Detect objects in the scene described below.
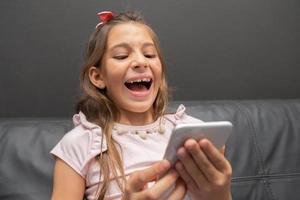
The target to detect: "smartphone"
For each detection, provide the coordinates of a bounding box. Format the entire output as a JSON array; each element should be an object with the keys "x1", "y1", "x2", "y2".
[{"x1": 163, "y1": 121, "x2": 233, "y2": 165}]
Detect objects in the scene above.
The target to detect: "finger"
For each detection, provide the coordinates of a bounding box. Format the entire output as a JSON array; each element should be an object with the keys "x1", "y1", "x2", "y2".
[
  {"x1": 166, "y1": 178, "x2": 186, "y2": 200},
  {"x1": 147, "y1": 169, "x2": 179, "y2": 196},
  {"x1": 175, "y1": 161, "x2": 202, "y2": 192},
  {"x1": 127, "y1": 160, "x2": 171, "y2": 191},
  {"x1": 220, "y1": 145, "x2": 225, "y2": 155},
  {"x1": 177, "y1": 146, "x2": 208, "y2": 187},
  {"x1": 199, "y1": 139, "x2": 232, "y2": 175},
  {"x1": 184, "y1": 139, "x2": 220, "y2": 181}
]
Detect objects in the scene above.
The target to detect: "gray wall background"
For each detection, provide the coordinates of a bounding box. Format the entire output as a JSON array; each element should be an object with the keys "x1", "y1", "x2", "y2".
[{"x1": 1, "y1": 0, "x2": 299, "y2": 117}]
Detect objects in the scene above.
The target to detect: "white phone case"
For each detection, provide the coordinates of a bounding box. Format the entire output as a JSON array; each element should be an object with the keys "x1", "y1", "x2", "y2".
[{"x1": 163, "y1": 121, "x2": 233, "y2": 165}]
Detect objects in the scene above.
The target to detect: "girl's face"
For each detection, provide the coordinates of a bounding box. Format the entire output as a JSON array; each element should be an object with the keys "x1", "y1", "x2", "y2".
[{"x1": 93, "y1": 23, "x2": 162, "y2": 125}]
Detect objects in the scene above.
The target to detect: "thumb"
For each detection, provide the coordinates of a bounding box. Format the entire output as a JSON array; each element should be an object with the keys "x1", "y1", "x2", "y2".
[{"x1": 127, "y1": 160, "x2": 171, "y2": 191}]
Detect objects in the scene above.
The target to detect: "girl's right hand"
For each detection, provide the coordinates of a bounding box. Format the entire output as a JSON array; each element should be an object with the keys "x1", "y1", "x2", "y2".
[{"x1": 122, "y1": 160, "x2": 186, "y2": 200}]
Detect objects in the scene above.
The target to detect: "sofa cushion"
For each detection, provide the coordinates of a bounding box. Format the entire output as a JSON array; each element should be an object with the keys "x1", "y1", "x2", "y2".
[{"x1": 0, "y1": 119, "x2": 72, "y2": 200}]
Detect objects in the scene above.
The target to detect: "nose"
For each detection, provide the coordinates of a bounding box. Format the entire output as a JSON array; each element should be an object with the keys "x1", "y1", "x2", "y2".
[{"x1": 130, "y1": 52, "x2": 148, "y2": 71}]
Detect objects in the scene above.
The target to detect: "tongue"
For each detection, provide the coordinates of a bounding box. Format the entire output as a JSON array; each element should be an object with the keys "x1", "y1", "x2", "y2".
[{"x1": 127, "y1": 83, "x2": 147, "y2": 91}]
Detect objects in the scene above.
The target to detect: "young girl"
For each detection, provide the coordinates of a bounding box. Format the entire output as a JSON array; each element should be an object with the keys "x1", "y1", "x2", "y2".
[{"x1": 50, "y1": 11, "x2": 232, "y2": 200}]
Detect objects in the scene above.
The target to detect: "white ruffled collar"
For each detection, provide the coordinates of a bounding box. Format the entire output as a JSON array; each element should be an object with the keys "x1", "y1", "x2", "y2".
[{"x1": 72, "y1": 104, "x2": 187, "y2": 139}]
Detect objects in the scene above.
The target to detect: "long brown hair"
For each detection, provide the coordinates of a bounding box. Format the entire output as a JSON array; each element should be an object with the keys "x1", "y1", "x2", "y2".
[{"x1": 76, "y1": 11, "x2": 169, "y2": 199}]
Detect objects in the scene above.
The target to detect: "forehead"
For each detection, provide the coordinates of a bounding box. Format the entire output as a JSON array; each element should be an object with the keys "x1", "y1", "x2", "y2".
[{"x1": 106, "y1": 22, "x2": 154, "y2": 47}]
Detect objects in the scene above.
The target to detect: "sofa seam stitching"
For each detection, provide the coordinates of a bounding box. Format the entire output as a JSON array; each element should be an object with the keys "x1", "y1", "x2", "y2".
[
  {"x1": 235, "y1": 102, "x2": 276, "y2": 200},
  {"x1": 232, "y1": 172, "x2": 300, "y2": 181}
]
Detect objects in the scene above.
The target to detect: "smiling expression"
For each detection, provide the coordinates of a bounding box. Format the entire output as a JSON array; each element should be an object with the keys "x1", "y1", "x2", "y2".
[{"x1": 92, "y1": 22, "x2": 163, "y2": 124}]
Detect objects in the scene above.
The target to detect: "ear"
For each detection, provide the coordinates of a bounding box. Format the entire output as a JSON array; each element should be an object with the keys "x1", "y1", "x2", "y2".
[{"x1": 89, "y1": 66, "x2": 106, "y2": 89}]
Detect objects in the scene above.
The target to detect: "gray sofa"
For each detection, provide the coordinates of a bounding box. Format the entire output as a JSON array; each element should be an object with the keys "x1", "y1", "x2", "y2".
[{"x1": 1, "y1": 100, "x2": 300, "y2": 200}]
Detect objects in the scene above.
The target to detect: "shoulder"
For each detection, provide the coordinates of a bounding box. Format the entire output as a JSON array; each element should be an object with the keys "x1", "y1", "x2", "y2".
[
  {"x1": 164, "y1": 104, "x2": 203, "y2": 125},
  {"x1": 50, "y1": 111, "x2": 107, "y2": 178}
]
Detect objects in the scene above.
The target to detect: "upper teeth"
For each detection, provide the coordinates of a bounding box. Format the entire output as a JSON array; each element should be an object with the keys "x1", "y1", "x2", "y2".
[{"x1": 128, "y1": 78, "x2": 151, "y2": 83}]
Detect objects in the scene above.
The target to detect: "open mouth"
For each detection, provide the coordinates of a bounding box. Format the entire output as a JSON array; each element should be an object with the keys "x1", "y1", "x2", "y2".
[{"x1": 124, "y1": 78, "x2": 152, "y2": 92}]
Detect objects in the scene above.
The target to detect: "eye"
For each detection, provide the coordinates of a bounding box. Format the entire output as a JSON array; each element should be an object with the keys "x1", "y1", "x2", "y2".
[
  {"x1": 144, "y1": 54, "x2": 156, "y2": 58},
  {"x1": 113, "y1": 55, "x2": 128, "y2": 60}
]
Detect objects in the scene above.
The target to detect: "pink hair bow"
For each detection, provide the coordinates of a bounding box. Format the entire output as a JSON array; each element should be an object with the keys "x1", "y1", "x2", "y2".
[{"x1": 96, "y1": 11, "x2": 114, "y2": 28}]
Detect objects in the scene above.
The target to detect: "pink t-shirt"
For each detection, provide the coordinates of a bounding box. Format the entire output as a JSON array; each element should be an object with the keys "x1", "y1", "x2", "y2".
[{"x1": 50, "y1": 105, "x2": 202, "y2": 200}]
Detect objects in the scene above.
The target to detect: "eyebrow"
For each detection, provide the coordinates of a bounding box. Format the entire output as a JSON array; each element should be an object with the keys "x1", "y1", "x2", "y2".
[{"x1": 109, "y1": 42, "x2": 156, "y2": 51}]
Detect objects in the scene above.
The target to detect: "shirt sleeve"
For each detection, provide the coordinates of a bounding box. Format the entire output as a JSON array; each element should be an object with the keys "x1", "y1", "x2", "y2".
[
  {"x1": 51, "y1": 111, "x2": 108, "y2": 178},
  {"x1": 181, "y1": 114, "x2": 204, "y2": 123},
  {"x1": 50, "y1": 126, "x2": 92, "y2": 177}
]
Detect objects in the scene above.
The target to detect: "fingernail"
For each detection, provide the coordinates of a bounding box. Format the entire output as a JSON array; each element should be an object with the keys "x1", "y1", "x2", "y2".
[
  {"x1": 175, "y1": 162, "x2": 182, "y2": 170},
  {"x1": 160, "y1": 160, "x2": 171, "y2": 170},
  {"x1": 177, "y1": 148, "x2": 186, "y2": 158},
  {"x1": 169, "y1": 169, "x2": 179, "y2": 177},
  {"x1": 199, "y1": 139, "x2": 210, "y2": 147}
]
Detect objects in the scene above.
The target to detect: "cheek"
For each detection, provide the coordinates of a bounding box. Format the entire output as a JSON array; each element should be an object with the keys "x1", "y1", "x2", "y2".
[
  {"x1": 107, "y1": 73, "x2": 124, "y2": 87},
  {"x1": 103, "y1": 63, "x2": 125, "y2": 84},
  {"x1": 154, "y1": 62, "x2": 163, "y2": 80},
  {"x1": 154, "y1": 70, "x2": 163, "y2": 91},
  {"x1": 150, "y1": 58, "x2": 162, "y2": 71}
]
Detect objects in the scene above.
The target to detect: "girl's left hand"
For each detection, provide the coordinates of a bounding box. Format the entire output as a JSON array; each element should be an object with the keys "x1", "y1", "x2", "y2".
[{"x1": 175, "y1": 139, "x2": 232, "y2": 200}]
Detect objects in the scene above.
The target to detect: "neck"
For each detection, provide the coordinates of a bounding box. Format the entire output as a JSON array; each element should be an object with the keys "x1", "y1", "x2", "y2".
[{"x1": 117, "y1": 109, "x2": 155, "y2": 126}]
